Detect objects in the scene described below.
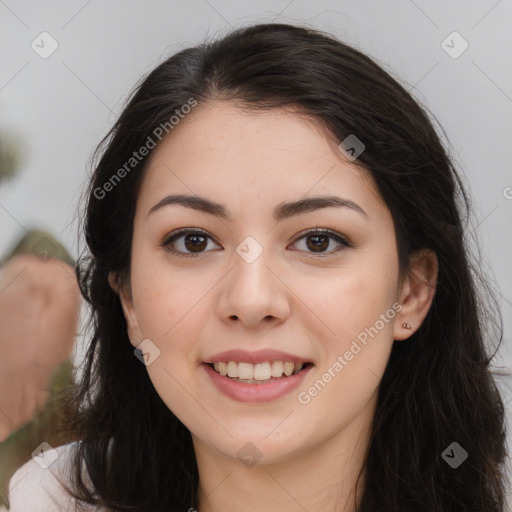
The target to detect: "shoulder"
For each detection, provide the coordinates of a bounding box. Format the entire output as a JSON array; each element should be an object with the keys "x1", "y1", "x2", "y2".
[{"x1": 7, "y1": 441, "x2": 102, "y2": 512}]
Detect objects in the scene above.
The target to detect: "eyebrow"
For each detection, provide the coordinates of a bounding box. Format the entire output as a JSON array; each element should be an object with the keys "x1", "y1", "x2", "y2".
[{"x1": 147, "y1": 194, "x2": 369, "y2": 221}]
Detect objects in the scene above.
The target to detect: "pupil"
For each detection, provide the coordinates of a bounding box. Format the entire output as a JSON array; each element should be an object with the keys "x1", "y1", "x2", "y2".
[
  {"x1": 307, "y1": 235, "x2": 328, "y2": 252},
  {"x1": 185, "y1": 234, "x2": 206, "y2": 252}
]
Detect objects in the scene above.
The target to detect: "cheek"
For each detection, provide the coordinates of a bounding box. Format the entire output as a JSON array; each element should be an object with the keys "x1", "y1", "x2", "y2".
[
  {"x1": 129, "y1": 251, "x2": 211, "y2": 395},
  {"x1": 297, "y1": 253, "x2": 399, "y2": 418},
  {"x1": 299, "y1": 257, "x2": 399, "y2": 349},
  {"x1": 294, "y1": 276, "x2": 396, "y2": 433},
  {"x1": 130, "y1": 244, "x2": 200, "y2": 341},
  {"x1": 130, "y1": 256, "x2": 206, "y2": 420}
]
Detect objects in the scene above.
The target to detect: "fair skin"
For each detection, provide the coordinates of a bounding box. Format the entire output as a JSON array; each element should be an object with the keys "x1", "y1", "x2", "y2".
[
  {"x1": 111, "y1": 101, "x2": 437, "y2": 512},
  {"x1": 0, "y1": 253, "x2": 80, "y2": 442}
]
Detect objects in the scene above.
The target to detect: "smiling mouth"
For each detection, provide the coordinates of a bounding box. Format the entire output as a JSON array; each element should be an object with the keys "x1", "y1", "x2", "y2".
[{"x1": 208, "y1": 361, "x2": 314, "y2": 384}]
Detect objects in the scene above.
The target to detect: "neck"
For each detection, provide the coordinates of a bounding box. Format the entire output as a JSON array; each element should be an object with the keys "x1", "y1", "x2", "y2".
[{"x1": 193, "y1": 397, "x2": 375, "y2": 512}]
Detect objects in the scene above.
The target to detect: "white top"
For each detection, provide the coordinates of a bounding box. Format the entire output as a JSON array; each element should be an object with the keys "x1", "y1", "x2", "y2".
[{"x1": 7, "y1": 441, "x2": 104, "y2": 511}]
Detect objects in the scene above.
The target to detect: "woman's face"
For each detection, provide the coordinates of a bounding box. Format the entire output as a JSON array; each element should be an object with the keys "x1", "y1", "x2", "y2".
[{"x1": 119, "y1": 100, "x2": 410, "y2": 465}]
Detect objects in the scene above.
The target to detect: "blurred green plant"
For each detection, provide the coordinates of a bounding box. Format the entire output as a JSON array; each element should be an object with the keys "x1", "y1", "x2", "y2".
[{"x1": 0, "y1": 130, "x2": 22, "y2": 184}]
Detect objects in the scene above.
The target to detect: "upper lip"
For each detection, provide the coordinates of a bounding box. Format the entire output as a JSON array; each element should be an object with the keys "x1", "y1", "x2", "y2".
[{"x1": 205, "y1": 349, "x2": 312, "y2": 365}]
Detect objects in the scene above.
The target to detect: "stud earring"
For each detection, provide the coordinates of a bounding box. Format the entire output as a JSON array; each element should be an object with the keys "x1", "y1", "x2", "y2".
[{"x1": 402, "y1": 322, "x2": 412, "y2": 330}]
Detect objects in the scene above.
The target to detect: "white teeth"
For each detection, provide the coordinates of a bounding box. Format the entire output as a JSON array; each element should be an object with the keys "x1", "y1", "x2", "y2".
[
  {"x1": 227, "y1": 361, "x2": 238, "y2": 378},
  {"x1": 271, "y1": 361, "x2": 284, "y2": 377},
  {"x1": 253, "y1": 362, "x2": 271, "y2": 380},
  {"x1": 212, "y1": 360, "x2": 306, "y2": 380},
  {"x1": 218, "y1": 361, "x2": 228, "y2": 376},
  {"x1": 238, "y1": 362, "x2": 253, "y2": 380},
  {"x1": 283, "y1": 362, "x2": 294, "y2": 376}
]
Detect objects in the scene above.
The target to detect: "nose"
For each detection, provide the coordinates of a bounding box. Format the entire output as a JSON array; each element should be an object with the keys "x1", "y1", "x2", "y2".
[{"x1": 216, "y1": 246, "x2": 291, "y2": 328}]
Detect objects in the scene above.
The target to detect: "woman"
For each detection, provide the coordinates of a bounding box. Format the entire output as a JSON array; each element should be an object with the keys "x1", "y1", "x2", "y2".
[{"x1": 8, "y1": 22, "x2": 509, "y2": 512}]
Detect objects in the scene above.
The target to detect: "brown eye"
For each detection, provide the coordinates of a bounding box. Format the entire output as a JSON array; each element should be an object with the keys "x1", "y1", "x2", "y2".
[
  {"x1": 305, "y1": 233, "x2": 329, "y2": 252},
  {"x1": 291, "y1": 229, "x2": 350, "y2": 256},
  {"x1": 162, "y1": 229, "x2": 220, "y2": 258},
  {"x1": 183, "y1": 233, "x2": 208, "y2": 252},
  {"x1": 162, "y1": 228, "x2": 350, "y2": 258}
]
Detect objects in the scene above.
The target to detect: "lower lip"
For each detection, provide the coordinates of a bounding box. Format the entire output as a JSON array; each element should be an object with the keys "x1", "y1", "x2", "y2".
[{"x1": 203, "y1": 363, "x2": 313, "y2": 403}]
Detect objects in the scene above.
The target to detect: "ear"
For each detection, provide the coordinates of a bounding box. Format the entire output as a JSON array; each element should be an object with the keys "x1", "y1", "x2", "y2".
[
  {"x1": 394, "y1": 249, "x2": 438, "y2": 340},
  {"x1": 108, "y1": 270, "x2": 142, "y2": 348}
]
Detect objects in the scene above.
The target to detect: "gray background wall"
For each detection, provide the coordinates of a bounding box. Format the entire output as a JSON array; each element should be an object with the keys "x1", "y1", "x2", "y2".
[{"x1": 1, "y1": 0, "x2": 511, "y2": 499}]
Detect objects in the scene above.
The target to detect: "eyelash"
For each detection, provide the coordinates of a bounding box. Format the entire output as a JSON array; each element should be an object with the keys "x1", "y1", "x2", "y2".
[{"x1": 160, "y1": 227, "x2": 351, "y2": 258}]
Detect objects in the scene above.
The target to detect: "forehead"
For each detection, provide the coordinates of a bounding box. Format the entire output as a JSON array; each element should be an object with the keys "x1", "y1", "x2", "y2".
[{"x1": 138, "y1": 101, "x2": 383, "y2": 216}]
